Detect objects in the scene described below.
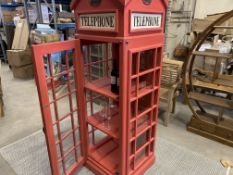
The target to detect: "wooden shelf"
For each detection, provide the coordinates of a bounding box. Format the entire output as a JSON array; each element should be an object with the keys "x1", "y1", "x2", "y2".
[
  {"x1": 188, "y1": 92, "x2": 233, "y2": 110},
  {"x1": 214, "y1": 26, "x2": 233, "y2": 29},
  {"x1": 214, "y1": 78, "x2": 233, "y2": 88},
  {"x1": 87, "y1": 107, "x2": 119, "y2": 139},
  {"x1": 85, "y1": 77, "x2": 119, "y2": 101},
  {"x1": 192, "y1": 79, "x2": 233, "y2": 94},
  {"x1": 89, "y1": 139, "x2": 119, "y2": 173},
  {"x1": 193, "y1": 51, "x2": 233, "y2": 60}
]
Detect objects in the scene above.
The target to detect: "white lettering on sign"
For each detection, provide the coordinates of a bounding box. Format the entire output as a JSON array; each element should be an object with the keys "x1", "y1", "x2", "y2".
[
  {"x1": 131, "y1": 13, "x2": 162, "y2": 30},
  {"x1": 79, "y1": 13, "x2": 116, "y2": 31}
]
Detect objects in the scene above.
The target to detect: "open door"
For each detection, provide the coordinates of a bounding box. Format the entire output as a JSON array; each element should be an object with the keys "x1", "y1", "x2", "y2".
[{"x1": 32, "y1": 40, "x2": 86, "y2": 175}]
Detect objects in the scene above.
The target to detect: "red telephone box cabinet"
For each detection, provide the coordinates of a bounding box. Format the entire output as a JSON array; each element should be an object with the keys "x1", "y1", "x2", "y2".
[{"x1": 32, "y1": 0, "x2": 167, "y2": 175}]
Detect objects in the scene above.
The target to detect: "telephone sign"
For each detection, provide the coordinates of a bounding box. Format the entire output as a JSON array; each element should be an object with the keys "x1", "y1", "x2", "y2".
[
  {"x1": 79, "y1": 13, "x2": 116, "y2": 31},
  {"x1": 131, "y1": 13, "x2": 162, "y2": 30}
]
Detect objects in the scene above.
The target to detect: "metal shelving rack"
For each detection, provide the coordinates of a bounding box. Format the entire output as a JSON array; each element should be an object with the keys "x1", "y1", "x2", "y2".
[{"x1": 23, "y1": 0, "x2": 75, "y2": 31}]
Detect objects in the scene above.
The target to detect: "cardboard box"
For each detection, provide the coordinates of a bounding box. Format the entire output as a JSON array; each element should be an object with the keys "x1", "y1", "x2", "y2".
[
  {"x1": 7, "y1": 47, "x2": 32, "y2": 67},
  {"x1": 12, "y1": 64, "x2": 34, "y2": 79},
  {"x1": 2, "y1": 9, "x2": 15, "y2": 22},
  {"x1": 32, "y1": 32, "x2": 60, "y2": 44},
  {"x1": 12, "y1": 19, "x2": 29, "y2": 50}
]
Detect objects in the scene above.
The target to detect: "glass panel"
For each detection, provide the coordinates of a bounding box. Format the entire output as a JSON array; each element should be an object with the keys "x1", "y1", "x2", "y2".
[
  {"x1": 151, "y1": 125, "x2": 156, "y2": 139},
  {"x1": 154, "y1": 70, "x2": 161, "y2": 87},
  {"x1": 131, "y1": 101, "x2": 136, "y2": 119},
  {"x1": 132, "y1": 53, "x2": 138, "y2": 75},
  {"x1": 56, "y1": 142, "x2": 62, "y2": 160},
  {"x1": 76, "y1": 146, "x2": 82, "y2": 160},
  {"x1": 137, "y1": 112, "x2": 150, "y2": 130},
  {"x1": 57, "y1": 95, "x2": 72, "y2": 119},
  {"x1": 64, "y1": 150, "x2": 76, "y2": 170},
  {"x1": 60, "y1": 117, "x2": 72, "y2": 138},
  {"x1": 75, "y1": 128, "x2": 80, "y2": 145},
  {"x1": 150, "y1": 141, "x2": 155, "y2": 153},
  {"x1": 155, "y1": 47, "x2": 162, "y2": 67},
  {"x1": 130, "y1": 141, "x2": 135, "y2": 156},
  {"x1": 138, "y1": 93, "x2": 152, "y2": 114},
  {"x1": 140, "y1": 49, "x2": 155, "y2": 72},
  {"x1": 135, "y1": 146, "x2": 148, "y2": 168},
  {"x1": 130, "y1": 122, "x2": 136, "y2": 137},
  {"x1": 152, "y1": 107, "x2": 158, "y2": 123},
  {"x1": 154, "y1": 90, "x2": 159, "y2": 105},
  {"x1": 53, "y1": 125, "x2": 59, "y2": 143},
  {"x1": 59, "y1": 162, "x2": 64, "y2": 175},
  {"x1": 84, "y1": 43, "x2": 113, "y2": 83},
  {"x1": 136, "y1": 131, "x2": 149, "y2": 150},
  {"x1": 139, "y1": 73, "x2": 153, "y2": 91},
  {"x1": 73, "y1": 111, "x2": 79, "y2": 128},
  {"x1": 131, "y1": 78, "x2": 137, "y2": 97},
  {"x1": 129, "y1": 159, "x2": 134, "y2": 172},
  {"x1": 63, "y1": 134, "x2": 75, "y2": 153}
]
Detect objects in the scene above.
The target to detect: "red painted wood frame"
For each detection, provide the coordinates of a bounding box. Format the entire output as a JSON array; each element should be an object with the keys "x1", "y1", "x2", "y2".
[
  {"x1": 77, "y1": 36, "x2": 163, "y2": 175},
  {"x1": 33, "y1": 39, "x2": 163, "y2": 175},
  {"x1": 127, "y1": 45, "x2": 162, "y2": 174},
  {"x1": 32, "y1": 40, "x2": 87, "y2": 175}
]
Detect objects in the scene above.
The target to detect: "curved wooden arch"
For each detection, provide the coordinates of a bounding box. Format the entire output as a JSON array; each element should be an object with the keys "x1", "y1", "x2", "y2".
[{"x1": 183, "y1": 10, "x2": 233, "y2": 121}]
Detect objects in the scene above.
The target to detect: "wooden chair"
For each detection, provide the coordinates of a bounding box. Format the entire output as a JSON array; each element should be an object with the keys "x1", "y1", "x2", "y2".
[{"x1": 159, "y1": 59, "x2": 184, "y2": 126}]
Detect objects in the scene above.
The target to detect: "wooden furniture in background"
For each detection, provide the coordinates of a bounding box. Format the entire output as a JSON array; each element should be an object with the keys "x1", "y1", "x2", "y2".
[
  {"x1": 159, "y1": 59, "x2": 184, "y2": 126},
  {"x1": 184, "y1": 10, "x2": 233, "y2": 147}
]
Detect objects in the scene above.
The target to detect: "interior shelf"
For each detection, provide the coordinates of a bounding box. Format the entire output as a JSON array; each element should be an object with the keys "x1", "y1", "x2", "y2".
[
  {"x1": 87, "y1": 107, "x2": 119, "y2": 139},
  {"x1": 89, "y1": 138, "x2": 119, "y2": 173},
  {"x1": 85, "y1": 77, "x2": 119, "y2": 101}
]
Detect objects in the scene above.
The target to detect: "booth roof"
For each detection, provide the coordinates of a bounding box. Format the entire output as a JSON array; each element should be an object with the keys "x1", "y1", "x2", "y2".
[{"x1": 70, "y1": 0, "x2": 168, "y2": 10}]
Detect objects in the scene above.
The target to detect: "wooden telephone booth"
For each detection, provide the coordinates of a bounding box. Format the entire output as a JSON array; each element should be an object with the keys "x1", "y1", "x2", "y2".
[{"x1": 32, "y1": 0, "x2": 167, "y2": 175}]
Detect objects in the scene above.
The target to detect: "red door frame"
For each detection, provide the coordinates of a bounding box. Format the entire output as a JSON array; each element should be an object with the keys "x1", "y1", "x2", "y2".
[{"x1": 32, "y1": 39, "x2": 87, "y2": 175}]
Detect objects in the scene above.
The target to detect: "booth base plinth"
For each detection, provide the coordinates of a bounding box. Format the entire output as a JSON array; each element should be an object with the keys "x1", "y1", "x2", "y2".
[
  {"x1": 85, "y1": 157, "x2": 113, "y2": 175},
  {"x1": 132, "y1": 155, "x2": 155, "y2": 175},
  {"x1": 85, "y1": 155, "x2": 155, "y2": 175},
  {"x1": 187, "y1": 112, "x2": 233, "y2": 148}
]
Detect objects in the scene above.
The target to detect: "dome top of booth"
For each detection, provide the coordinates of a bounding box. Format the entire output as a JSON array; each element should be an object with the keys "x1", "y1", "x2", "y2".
[
  {"x1": 70, "y1": 0, "x2": 168, "y2": 10},
  {"x1": 70, "y1": 0, "x2": 168, "y2": 37},
  {"x1": 71, "y1": 0, "x2": 168, "y2": 10}
]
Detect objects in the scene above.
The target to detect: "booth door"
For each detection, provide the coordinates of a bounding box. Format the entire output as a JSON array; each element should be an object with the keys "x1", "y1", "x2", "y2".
[
  {"x1": 127, "y1": 46, "x2": 162, "y2": 174},
  {"x1": 32, "y1": 40, "x2": 86, "y2": 175}
]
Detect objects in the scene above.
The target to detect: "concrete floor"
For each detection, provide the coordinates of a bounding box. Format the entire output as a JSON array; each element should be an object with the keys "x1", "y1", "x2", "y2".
[{"x1": 0, "y1": 63, "x2": 233, "y2": 174}]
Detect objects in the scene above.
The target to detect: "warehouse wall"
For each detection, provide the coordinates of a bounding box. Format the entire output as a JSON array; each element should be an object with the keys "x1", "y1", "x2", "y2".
[
  {"x1": 165, "y1": 0, "x2": 195, "y2": 58},
  {"x1": 194, "y1": 0, "x2": 233, "y2": 18}
]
